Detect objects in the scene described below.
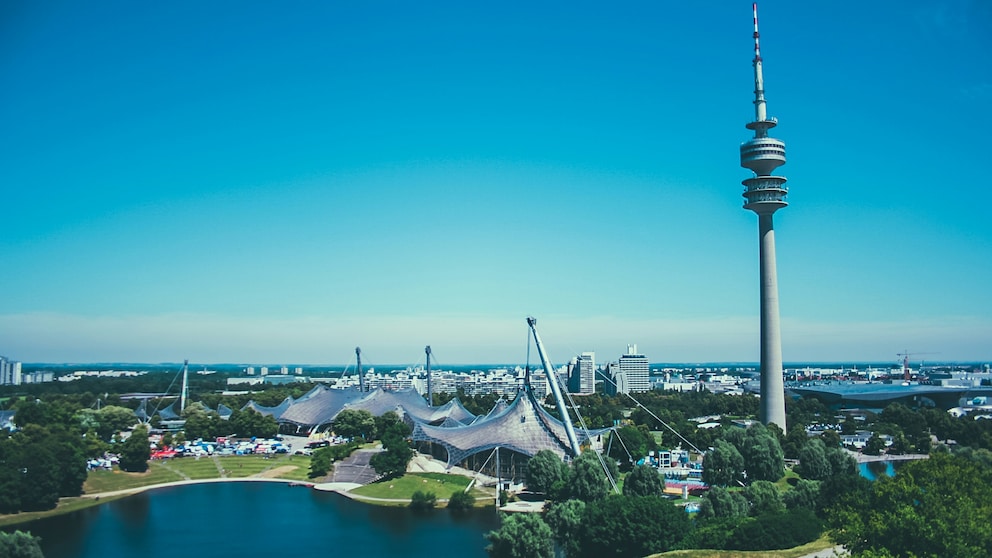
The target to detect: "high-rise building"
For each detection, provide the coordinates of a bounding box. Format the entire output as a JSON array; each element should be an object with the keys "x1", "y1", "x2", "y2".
[
  {"x1": 740, "y1": 3, "x2": 788, "y2": 430},
  {"x1": 568, "y1": 352, "x2": 596, "y2": 395},
  {"x1": 619, "y1": 344, "x2": 650, "y2": 393},
  {"x1": 0, "y1": 356, "x2": 22, "y2": 386}
]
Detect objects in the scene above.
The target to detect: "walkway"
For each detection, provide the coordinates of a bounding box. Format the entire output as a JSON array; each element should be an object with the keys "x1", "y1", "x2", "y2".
[{"x1": 331, "y1": 448, "x2": 381, "y2": 485}]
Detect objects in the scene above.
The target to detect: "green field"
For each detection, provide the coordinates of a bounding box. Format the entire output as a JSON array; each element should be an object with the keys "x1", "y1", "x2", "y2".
[
  {"x1": 84, "y1": 462, "x2": 183, "y2": 493},
  {"x1": 350, "y1": 472, "x2": 492, "y2": 505}
]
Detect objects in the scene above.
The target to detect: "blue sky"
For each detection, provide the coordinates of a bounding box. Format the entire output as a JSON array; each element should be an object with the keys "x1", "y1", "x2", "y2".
[{"x1": 1, "y1": 1, "x2": 990, "y2": 365}]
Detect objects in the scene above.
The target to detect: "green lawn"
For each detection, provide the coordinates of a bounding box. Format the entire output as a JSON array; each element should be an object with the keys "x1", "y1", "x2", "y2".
[
  {"x1": 83, "y1": 462, "x2": 183, "y2": 494},
  {"x1": 350, "y1": 472, "x2": 490, "y2": 503},
  {"x1": 166, "y1": 457, "x2": 221, "y2": 479}
]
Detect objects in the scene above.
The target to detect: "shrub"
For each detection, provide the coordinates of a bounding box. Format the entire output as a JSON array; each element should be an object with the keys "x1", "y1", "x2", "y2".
[
  {"x1": 447, "y1": 489, "x2": 475, "y2": 510},
  {"x1": 728, "y1": 509, "x2": 822, "y2": 551},
  {"x1": 409, "y1": 490, "x2": 436, "y2": 510}
]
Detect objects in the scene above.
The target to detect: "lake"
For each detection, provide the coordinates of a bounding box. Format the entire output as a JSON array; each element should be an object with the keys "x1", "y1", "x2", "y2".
[{"x1": 14, "y1": 482, "x2": 500, "y2": 558}]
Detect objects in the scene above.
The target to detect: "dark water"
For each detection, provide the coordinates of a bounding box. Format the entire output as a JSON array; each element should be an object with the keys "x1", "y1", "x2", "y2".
[{"x1": 13, "y1": 482, "x2": 499, "y2": 558}]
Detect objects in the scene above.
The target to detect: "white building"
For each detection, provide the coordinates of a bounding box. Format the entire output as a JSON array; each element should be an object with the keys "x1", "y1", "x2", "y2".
[
  {"x1": 619, "y1": 344, "x2": 650, "y2": 393},
  {"x1": 0, "y1": 356, "x2": 22, "y2": 386},
  {"x1": 569, "y1": 352, "x2": 596, "y2": 395}
]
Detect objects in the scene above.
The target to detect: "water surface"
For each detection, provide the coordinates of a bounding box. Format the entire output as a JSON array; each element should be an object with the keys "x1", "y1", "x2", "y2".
[{"x1": 17, "y1": 482, "x2": 498, "y2": 558}]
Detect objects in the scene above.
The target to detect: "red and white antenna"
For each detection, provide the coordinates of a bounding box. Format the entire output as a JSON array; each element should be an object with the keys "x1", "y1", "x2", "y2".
[
  {"x1": 752, "y1": 2, "x2": 762, "y2": 62},
  {"x1": 751, "y1": 2, "x2": 767, "y2": 124}
]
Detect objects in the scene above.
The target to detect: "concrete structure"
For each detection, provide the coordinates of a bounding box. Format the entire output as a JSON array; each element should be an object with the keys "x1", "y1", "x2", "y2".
[
  {"x1": 0, "y1": 356, "x2": 23, "y2": 386},
  {"x1": 740, "y1": 3, "x2": 788, "y2": 430},
  {"x1": 569, "y1": 352, "x2": 595, "y2": 395},
  {"x1": 619, "y1": 344, "x2": 650, "y2": 393}
]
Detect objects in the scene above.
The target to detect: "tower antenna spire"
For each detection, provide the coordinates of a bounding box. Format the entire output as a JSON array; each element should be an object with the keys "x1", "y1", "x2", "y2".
[{"x1": 751, "y1": 2, "x2": 768, "y2": 130}]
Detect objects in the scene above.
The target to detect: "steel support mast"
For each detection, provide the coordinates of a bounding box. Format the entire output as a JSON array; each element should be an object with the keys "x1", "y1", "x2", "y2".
[
  {"x1": 180, "y1": 359, "x2": 189, "y2": 414},
  {"x1": 526, "y1": 317, "x2": 582, "y2": 458},
  {"x1": 425, "y1": 345, "x2": 433, "y2": 407}
]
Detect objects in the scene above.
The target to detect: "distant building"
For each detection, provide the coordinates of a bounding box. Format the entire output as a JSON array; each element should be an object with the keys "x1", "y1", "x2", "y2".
[
  {"x1": 568, "y1": 352, "x2": 595, "y2": 395},
  {"x1": 0, "y1": 356, "x2": 22, "y2": 386},
  {"x1": 620, "y1": 345, "x2": 650, "y2": 393}
]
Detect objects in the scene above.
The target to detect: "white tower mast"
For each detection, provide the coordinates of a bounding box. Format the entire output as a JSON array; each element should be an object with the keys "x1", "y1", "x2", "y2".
[{"x1": 740, "y1": 3, "x2": 788, "y2": 430}]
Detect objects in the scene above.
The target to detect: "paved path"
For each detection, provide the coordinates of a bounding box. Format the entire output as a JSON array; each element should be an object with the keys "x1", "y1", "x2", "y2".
[
  {"x1": 331, "y1": 448, "x2": 381, "y2": 485},
  {"x1": 853, "y1": 452, "x2": 928, "y2": 464}
]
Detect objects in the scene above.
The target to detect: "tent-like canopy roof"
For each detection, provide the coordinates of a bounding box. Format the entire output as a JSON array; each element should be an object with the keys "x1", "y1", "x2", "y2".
[
  {"x1": 411, "y1": 388, "x2": 610, "y2": 467},
  {"x1": 277, "y1": 386, "x2": 365, "y2": 428},
  {"x1": 242, "y1": 396, "x2": 296, "y2": 421}
]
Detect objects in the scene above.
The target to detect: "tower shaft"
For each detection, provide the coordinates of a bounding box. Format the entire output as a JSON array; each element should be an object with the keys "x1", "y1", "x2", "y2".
[{"x1": 758, "y1": 214, "x2": 786, "y2": 427}]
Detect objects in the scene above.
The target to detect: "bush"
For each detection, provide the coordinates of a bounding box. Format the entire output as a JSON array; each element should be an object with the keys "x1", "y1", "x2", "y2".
[
  {"x1": 447, "y1": 489, "x2": 475, "y2": 510},
  {"x1": 409, "y1": 490, "x2": 436, "y2": 510},
  {"x1": 728, "y1": 509, "x2": 822, "y2": 551}
]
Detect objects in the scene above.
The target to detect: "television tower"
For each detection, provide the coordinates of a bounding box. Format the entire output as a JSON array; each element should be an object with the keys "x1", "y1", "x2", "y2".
[{"x1": 740, "y1": 3, "x2": 787, "y2": 430}]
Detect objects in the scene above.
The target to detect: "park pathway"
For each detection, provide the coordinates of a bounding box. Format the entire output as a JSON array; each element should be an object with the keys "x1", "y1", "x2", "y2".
[
  {"x1": 156, "y1": 460, "x2": 190, "y2": 481},
  {"x1": 210, "y1": 455, "x2": 227, "y2": 478}
]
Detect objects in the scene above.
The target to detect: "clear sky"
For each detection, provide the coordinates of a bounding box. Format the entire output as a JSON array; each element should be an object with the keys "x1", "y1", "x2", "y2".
[{"x1": 2, "y1": 1, "x2": 990, "y2": 366}]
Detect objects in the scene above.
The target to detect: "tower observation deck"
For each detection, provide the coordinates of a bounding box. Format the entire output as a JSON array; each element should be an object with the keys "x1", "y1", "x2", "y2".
[{"x1": 741, "y1": 3, "x2": 787, "y2": 430}]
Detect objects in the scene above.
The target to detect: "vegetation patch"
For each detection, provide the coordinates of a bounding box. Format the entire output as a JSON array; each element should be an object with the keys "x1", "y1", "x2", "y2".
[
  {"x1": 350, "y1": 472, "x2": 483, "y2": 501},
  {"x1": 83, "y1": 463, "x2": 183, "y2": 494}
]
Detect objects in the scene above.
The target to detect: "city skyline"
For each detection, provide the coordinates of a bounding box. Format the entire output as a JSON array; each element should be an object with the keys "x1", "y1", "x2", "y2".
[{"x1": 2, "y1": 1, "x2": 991, "y2": 364}]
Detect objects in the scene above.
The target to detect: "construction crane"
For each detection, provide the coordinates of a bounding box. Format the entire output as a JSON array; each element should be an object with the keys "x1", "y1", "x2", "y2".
[{"x1": 896, "y1": 351, "x2": 939, "y2": 381}]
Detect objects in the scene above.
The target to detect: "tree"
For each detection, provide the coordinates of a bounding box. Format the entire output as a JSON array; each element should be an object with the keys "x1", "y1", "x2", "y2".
[
  {"x1": 309, "y1": 447, "x2": 333, "y2": 479},
  {"x1": 447, "y1": 489, "x2": 475, "y2": 511},
  {"x1": 374, "y1": 411, "x2": 406, "y2": 440},
  {"x1": 526, "y1": 450, "x2": 567, "y2": 494},
  {"x1": 782, "y1": 424, "x2": 809, "y2": 460},
  {"x1": 702, "y1": 440, "x2": 744, "y2": 487},
  {"x1": 332, "y1": 409, "x2": 376, "y2": 441},
  {"x1": 820, "y1": 429, "x2": 842, "y2": 449},
  {"x1": 744, "y1": 480, "x2": 785, "y2": 516},
  {"x1": 606, "y1": 425, "x2": 654, "y2": 470},
  {"x1": 797, "y1": 438, "x2": 832, "y2": 480},
  {"x1": 577, "y1": 495, "x2": 690, "y2": 557},
  {"x1": 829, "y1": 453, "x2": 992, "y2": 557},
  {"x1": 698, "y1": 485, "x2": 749, "y2": 520},
  {"x1": 567, "y1": 450, "x2": 615, "y2": 502},
  {"x1": 783, "y1": 479, "x2": 820, "y2": 512},
  {"x1": 729, "y1": 509, "x2": 823, "y2": 551},
  {"x1": 545, "y1": 499, "x2": 585, "y2": 558},
  {"x1": 370, "y1": 428, "x2": 413, "y2": 479},
  {"x1": 0, "y1": 531, "x2": 44, "y2": 558},
  {"x1": 621, "y1": 464, "x2": 664, "y2": 497},
  {"x1": 227, "y1": 408, "x2": 278, "y2": 439},
  {"x1": 409, "y1": 490, "x2": 436, "y2": 510},
  {"x1": 182, "y1": 408, "x2": 221, "y2": 441},
  {"x1": 119, "y1": 425, "x2": 151, "y2": 473},
  {"x1": 741, "y1": 424, "x2": 785, "y2": 482},
  {"x1": 96, "y1": 405, "x2": 139, "y2": 440},
  {"x1": 863, "y1": 433, "x2": 885, "y2": 456},
  {"x1": 485, "y1": 513, "x2": 554, "y2": 558}
]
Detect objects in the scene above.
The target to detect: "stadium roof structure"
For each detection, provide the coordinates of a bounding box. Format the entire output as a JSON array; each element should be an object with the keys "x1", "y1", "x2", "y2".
[
  {"x1": 243, "y1": 396, "x2": 296, "y2": 421},
  {"x1": 411, "y1": 387, "x2": 611, "y2": 467},
  {"x1": 259, "y1": 387, "x2": 479, "y2": 431},
  {"x1": 276, "y1": 386, "x2": 365, "y2": 428}
]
